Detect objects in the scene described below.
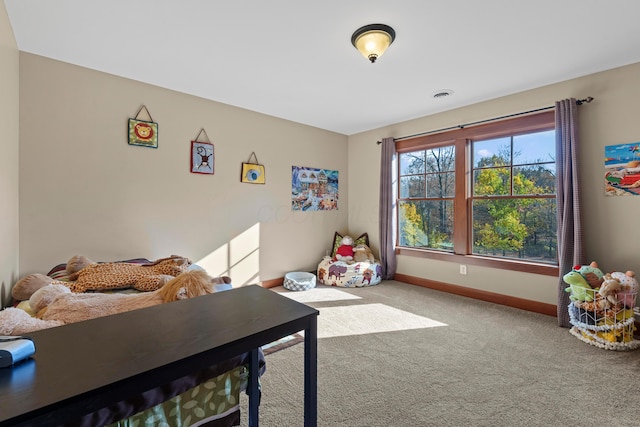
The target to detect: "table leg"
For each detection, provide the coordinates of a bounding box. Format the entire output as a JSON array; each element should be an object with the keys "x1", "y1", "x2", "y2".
[
  {"x1": 304, "y1": 315, "x2": 318, "y2": 427},
  {"x1": 248, "y1": 348, "x2": 259, "y2": 427}
]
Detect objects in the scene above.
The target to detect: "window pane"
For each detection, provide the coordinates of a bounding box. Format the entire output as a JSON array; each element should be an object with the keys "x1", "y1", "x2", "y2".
[
  {"x1": 513, "y1": 130, "x2": 555, "y2": 165},
  {"x1": 427, "y1": 172, "x2": 455, "y2": 197},
  {"x1": 400, "y1": 176, "x2": 425, "y2": 198},
  {"x1": 513, "y1": 164, "x2": 556, "y2": 195},
  {"x1": 473, "y1": 167, "x2": 510, "y2": 196},
  {"x1": 473, "y1": 137, "x2": 510, "y2": 167},
  {"x1": 472, "y1": 198, "x2": 557, "y2": 263},
  {"x1": 400, "y1": 151, "x2": 425, "y2": 175},
  {"x1": 426, "y1": 146, "x2": 455, "y2": 173},
  {"x1": 398, "y1": 200, "x2": 453, "y2": 251}
]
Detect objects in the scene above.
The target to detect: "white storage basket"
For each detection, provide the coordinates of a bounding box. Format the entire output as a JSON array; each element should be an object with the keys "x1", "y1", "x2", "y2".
[
  {"x1": 568, "y1": 291, "x2": 640, "y2": 351},
  {"x1": 283, "y1": 272, "x2": 316, "y2": 291}
]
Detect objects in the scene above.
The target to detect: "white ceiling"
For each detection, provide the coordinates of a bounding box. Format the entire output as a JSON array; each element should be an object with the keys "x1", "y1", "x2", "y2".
[{"x1": 6, "y1": 0, "x2": 640, "y2": 135}]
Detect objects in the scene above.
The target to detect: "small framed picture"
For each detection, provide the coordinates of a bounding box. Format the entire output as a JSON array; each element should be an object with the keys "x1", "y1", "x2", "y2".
[
  {"x1": 191, "y1": 141, "x2": 215, "y2": 174},
  {"x1": 241, "y1": 162, "x2": 265, "y2": 184},
  {"x1": 128, "y1": 118, "x2": 158, "y2": 148},
  {"x1": 241, "y1": 152, "x2": 265, "y2": 184}
]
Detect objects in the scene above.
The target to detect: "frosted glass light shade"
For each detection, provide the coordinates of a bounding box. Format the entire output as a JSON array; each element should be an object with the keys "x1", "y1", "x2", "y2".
[{"x1": 351, "y1": 24, "x2": 396, "y2": 63}]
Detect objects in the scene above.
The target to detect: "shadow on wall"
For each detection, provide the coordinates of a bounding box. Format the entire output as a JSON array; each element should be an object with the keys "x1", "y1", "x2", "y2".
[
  {"x1": 196, "y1": 223, "x2": 260, "y2": 287},
  {"x1": 1, "y1": 272, "x2": 18, "y2": 308}
]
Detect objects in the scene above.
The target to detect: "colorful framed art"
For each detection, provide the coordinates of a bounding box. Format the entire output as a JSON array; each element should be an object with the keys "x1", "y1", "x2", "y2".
[
  {"x1": 190, "y1": 129, "x2": 214, "y2": 175},
  {"x1": 128, "y1": 105, "x2": 158, "y2": 148},
  {"x1": 241, "y1": 152, "x2": 265, "y2": 184},
  {"x1": 605, "y1": 142, "x2": 640, "y2": 196},
  {"x1": 291, "y1": 165, "x2": 338, "y2": 211}
]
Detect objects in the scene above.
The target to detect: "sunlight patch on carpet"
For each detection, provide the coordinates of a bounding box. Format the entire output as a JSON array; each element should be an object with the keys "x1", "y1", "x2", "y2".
[
  {"x1": 278, "y1": 287, "x2": 362, "y2": 303},
  {"x1": 317, "y1": 303, "x2": 447, "y2": 338}
]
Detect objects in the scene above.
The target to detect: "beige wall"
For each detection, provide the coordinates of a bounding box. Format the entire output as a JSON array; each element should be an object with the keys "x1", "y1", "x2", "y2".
[
  {"x1": 18, "y1": 53, "x2": 348, "y2": 283},
  {"x1": 348, "y1": 62, "x2": 640, "y2": 306},
  {"x1": 0, "y1": 4, "x2": 19, "y2": 307},
  {"x1": 10, "y1": 42, "x2": 640, "y2": 307}
]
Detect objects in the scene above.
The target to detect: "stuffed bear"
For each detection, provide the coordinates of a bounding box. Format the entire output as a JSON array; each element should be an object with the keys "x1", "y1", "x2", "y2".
[
  {"x1": 0, "y1": 270, "x2": 229, "y2": 336},
  {"x1": 334, "y1": 235, "x2": 355, "y2": 263},
  {"x1": 353, "y1": 243, "x2": 375, "y2": 263}
]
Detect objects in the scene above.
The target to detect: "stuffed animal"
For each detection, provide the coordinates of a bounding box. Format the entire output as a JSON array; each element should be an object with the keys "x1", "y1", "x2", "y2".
[
  {"x1": 11, "y1": 273, "x2": 58, "y2": 301},
  {"x1": 12, "y1": 255, "x2": 193, "y2": 301},
  {"x1": 0, "y1": 270, "x2": 228, "y2": 336},
  {"x1": 573, "y1": 262, "x2": 605, "y2": 288},
  {"x1": 66, "y1": 254, "x2": 192, "y2": 293},
  {"x1": 564, "y1": 271, "x2": 595, "y2": 302},
  {"x1": 609, "y1": 271, "x2": 638, "y2": 308},
  {"x1": 563, "y1": 262, "x2": 605, "y2": 302},
  {"x1": 598, "y1": 273, "x2": 624, "y2": 305},
  {"x1": 353, "y1": 243, "x2": 375, "y2": 263},
  {"x1": 334, "y1": 235, "x2": 355, "y2": 263}
]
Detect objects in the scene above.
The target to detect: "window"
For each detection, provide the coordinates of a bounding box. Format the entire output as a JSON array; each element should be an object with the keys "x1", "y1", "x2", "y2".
[
  {"x1": 398, "y1": 144, "x2": 456, "y2": 250},
  {"x1": 396, "y1": 111, "x2": 558, "y2": 274}
]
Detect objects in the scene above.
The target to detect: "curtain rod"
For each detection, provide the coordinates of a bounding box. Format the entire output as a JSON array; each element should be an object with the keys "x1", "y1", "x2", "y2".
[{"x1": 377, "y1": 96, "x2": 594, "y2": 144}]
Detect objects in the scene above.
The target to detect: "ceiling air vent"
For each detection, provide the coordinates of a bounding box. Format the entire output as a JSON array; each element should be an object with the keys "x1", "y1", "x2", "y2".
[{"x1": 433, "y1": 90, "x2": 454, "y2": 99}]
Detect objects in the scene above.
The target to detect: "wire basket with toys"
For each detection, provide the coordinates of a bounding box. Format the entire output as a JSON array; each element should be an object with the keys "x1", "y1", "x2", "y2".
[{"x1": 564, "y1": 262, "x2": 640, "y2": 351}]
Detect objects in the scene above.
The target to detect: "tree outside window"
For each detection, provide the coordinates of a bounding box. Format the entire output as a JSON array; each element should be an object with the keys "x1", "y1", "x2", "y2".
[
  {"x1": 396, "y1": 111, "x2": 557, "y2": 267},
  {"x1": 398, "y1": 145, "x2": 455, "y2": 251},
  {"x1": 471, "y1": 131, "x2": 557, "y2": 263}
]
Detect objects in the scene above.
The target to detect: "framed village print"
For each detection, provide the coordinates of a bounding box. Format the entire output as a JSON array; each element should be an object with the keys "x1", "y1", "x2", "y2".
[{"x1": 291, "y1": 165, "x2": 338, "y2": 211}]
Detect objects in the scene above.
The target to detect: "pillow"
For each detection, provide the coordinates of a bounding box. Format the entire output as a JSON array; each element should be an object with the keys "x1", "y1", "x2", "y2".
[{"x1": 330, "y1": 232, "x2": 369, "y2": 258}]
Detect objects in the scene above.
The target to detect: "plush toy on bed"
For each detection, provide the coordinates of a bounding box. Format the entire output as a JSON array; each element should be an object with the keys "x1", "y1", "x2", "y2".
[
  {"x1": 334, "y1": 235, "x2": 355, "y2": 263},
  {"x1": 11, "y1": 255, "x2": 193, "y2": 301},
  {"x1": 0, "y1": 270, "x2": 227, "y2": 336}
]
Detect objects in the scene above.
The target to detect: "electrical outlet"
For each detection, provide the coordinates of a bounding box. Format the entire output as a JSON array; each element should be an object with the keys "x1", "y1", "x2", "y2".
[{"x1": 460, "y1": 264, "x2": 467, "y2": 275}]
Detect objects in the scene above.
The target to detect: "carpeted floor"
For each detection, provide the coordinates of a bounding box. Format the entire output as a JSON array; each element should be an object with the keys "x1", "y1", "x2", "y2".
[{"x1": 240, "y1": 280, "x2": 640, "y2": 426}]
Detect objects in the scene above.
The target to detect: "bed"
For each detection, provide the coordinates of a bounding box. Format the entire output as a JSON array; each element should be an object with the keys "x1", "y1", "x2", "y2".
[{"x1": 8, "y1": 257, "x2": 266, "y2": 427}]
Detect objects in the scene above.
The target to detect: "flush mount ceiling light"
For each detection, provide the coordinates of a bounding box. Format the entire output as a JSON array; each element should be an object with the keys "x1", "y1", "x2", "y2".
[{"x1": 351, "y1": 23, "x2": 396, "y2": 63}]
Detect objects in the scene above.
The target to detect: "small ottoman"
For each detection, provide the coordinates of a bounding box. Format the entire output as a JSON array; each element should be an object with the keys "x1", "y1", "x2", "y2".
[{"x1": 283, "y1": 272, "x2": 316, "y2": 291}]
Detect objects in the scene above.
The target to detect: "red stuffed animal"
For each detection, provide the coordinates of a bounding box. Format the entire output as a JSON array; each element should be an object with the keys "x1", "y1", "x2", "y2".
[{"x1": 334, "y1": 235, "x2": 354, "y2": 263}]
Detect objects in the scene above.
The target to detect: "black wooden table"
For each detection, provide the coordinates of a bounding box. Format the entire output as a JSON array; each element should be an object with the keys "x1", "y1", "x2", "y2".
[{"x1": 0, "y1": 285, "x2": 318, "y2": 427}]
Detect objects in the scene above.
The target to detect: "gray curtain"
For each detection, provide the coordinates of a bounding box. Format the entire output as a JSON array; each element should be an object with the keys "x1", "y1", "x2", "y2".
[
  {"x1": 379, "y1": 137, "x2": 397, "y2": 280},
  {"x1": 555, "y1": 98, "x2": 585, "y2": 327}
]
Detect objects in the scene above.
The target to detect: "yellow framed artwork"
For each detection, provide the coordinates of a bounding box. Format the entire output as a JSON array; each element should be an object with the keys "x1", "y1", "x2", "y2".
[{"x1": 241, "y1": 152, "x2": 265, "y2": 184}]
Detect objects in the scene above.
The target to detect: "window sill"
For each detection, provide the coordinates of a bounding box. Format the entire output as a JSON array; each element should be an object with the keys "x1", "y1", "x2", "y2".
[{"x1": 396, "y1": 247, "x2": 559, "y2": 277}]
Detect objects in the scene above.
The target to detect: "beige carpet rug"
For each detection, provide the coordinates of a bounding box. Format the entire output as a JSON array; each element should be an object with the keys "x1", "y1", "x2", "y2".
[{"x1": 241, "y1": 281, "x2": 640, "y2": 426}]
